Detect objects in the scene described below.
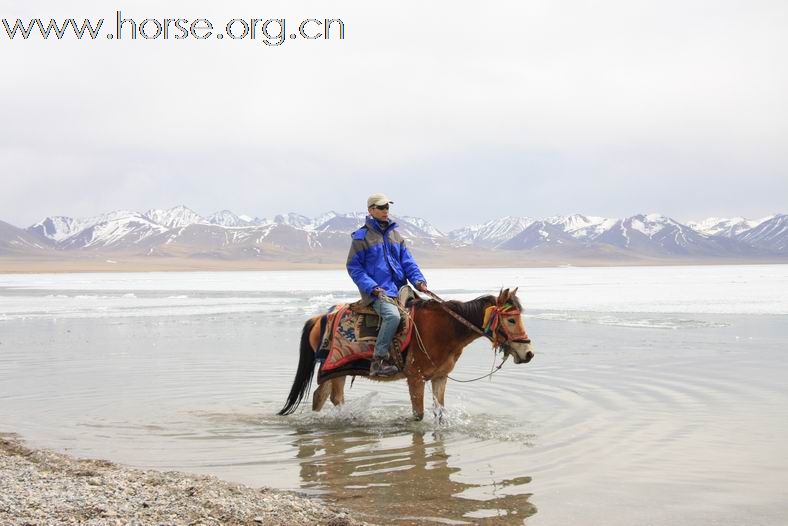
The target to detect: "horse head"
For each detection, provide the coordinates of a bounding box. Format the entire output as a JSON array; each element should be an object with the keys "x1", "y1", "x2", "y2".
[{"x1": 492, "y1": 287, "x2": 534, "y2": 364}]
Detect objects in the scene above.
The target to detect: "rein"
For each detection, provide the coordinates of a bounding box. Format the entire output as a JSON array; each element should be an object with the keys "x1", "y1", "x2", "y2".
[
  {"x1": 421, "y1": 289, "x2": 522, "y2": 347},
  {"x1": 397, "y1": 289, "x2": 513, "y2": 383},
  {"x1": 421, "y1": 289, "x2": 489, "y2": 338}
]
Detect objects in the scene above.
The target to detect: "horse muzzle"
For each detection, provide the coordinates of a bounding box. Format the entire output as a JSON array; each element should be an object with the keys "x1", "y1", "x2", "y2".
[{"x1": 506, "y1": 341, "x2": 534, "y2": 364}]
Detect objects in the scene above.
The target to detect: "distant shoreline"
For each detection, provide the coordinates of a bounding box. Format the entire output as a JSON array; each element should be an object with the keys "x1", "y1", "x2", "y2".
[{"x1": 0, "y1": 256, "x2": 785, "y2": 274}]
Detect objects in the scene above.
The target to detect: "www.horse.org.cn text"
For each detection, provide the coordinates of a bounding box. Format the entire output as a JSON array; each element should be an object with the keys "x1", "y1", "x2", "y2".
[{"x1": 2, "y1": 11, "x2": 346, "y2": 46}]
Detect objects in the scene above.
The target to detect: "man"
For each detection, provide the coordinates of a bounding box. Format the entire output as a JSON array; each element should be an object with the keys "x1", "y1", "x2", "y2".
[{"x1": 346, "y1": 193, "x2": 429, "y2": 377}]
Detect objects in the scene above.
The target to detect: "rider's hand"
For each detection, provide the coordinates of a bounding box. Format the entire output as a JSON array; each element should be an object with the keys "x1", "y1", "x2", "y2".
[
  {"x1": 416, "y1": 282, "x2": 428, "y2": 292},
  {"x1": 373, "y1": 287, "x2": 385, "y2": 297}
]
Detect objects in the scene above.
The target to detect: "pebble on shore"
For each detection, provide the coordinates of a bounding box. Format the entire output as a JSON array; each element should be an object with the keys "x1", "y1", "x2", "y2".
[{"x1": 0, "y1": 434, "x2": 367, "y2": 526}]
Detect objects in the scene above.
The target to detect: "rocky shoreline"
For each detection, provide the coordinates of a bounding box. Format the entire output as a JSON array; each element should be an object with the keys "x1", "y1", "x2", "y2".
[{"x1": 0, "y1": 434, "x2": 368, "y2": 526}]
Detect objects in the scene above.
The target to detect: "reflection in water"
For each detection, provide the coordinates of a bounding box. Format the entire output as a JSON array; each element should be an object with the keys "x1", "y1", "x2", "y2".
[{"x1": 293, "y1": 427, "x2": 537, "y2": 525}]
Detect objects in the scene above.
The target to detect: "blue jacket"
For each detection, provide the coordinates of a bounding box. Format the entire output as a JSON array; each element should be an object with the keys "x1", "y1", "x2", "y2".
[{"x1": 346, "y1": 216, "x2": 427, "y2": 305}]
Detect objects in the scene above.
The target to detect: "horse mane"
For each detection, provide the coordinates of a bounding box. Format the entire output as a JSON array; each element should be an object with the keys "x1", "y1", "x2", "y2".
[
  {"x1": 414, "y1": 292, "x2": 523, "y2": 331},
  {"x1": 414, "y1": 294, "x2": 496, "y2": 331}
]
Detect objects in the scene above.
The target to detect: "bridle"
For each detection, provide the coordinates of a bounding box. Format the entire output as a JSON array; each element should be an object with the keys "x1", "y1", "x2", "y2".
[
  {"x1": 420, "y1": 289, "x2": 530, "y2": 349},
  {"x1": 481, "y1": 303, "x2": 530, "y2": 348}
]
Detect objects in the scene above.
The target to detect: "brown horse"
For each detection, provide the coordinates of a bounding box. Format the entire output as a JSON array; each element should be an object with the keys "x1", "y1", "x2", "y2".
[{"x1": 278, "y1": 287, "x2": 534, "y2": 420}]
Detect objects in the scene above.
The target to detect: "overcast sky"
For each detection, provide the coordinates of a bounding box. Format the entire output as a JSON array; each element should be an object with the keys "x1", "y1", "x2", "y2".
[{"x1": 1, "y1": 0, "x2": 786, "y2": 231}]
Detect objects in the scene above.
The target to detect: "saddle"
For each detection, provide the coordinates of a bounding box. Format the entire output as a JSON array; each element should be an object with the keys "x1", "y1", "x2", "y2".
[
  {"x1": 347, "y1": 284, "x2": 418, "y2": 315},
  {"x1": 316, "y1": 287, "x2": 419, "y2": 382}
]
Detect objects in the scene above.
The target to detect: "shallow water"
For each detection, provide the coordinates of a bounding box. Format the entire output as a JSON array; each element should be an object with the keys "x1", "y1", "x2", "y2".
[{"x1": 1, "y1": 266, "x2": 787, "y2": 525}]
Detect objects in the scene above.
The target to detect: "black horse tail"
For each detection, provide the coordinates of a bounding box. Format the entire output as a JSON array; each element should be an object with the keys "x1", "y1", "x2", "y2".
[{"x1": 278, "y1": 318, "x2": 318, "y2": 416}]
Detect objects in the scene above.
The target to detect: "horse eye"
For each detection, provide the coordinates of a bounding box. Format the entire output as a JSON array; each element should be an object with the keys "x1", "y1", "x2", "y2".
[{"x1": 507, "y1": 319, "x2": 516, "y2": 324}]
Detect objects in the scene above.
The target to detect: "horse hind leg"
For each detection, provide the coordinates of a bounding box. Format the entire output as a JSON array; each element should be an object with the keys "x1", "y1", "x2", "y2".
[
  {"x1": 312, "y1": 377, "x2": 346, "y2": 411},
  {"x1": 312, "y1": 382, "x2": 331, "y2": 412},
  {"x1": 330, "y1": 377, "x2": 346, "y2": 406},
  {"x1": 309, "y1": 316, "x2": 330, "y2": 412}
]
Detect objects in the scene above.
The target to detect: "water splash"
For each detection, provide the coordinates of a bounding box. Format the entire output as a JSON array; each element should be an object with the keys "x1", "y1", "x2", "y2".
[{"x1": 265, "y1": 393, "x2": 535, "y2": 444}]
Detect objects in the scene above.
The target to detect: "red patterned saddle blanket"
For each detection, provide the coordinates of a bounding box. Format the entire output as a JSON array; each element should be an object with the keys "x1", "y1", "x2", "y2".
[{"x1": 318, "y1": 304, "x2": 413, "y2": 372}]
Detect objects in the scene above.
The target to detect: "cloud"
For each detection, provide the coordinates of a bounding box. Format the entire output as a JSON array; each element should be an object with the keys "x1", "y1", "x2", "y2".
[{"x1": 1, "y1": 0, "x2": 786, "y2": 229}]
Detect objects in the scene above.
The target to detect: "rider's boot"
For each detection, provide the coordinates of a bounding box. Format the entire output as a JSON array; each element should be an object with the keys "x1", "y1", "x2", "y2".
[{"x1": 370, "y1": 354, "x2": 399, "y2": 377}]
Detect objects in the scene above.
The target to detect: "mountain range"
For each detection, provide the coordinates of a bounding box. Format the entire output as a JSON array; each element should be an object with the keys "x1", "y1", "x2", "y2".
[{"x1": 1, "y1": 206, "x2": 786, "y2": 266}]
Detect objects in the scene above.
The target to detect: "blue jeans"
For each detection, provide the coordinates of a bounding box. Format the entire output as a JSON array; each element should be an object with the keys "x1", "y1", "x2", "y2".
[{"x1": 372, "y1": 297, "x2": 401, "y2": 359}]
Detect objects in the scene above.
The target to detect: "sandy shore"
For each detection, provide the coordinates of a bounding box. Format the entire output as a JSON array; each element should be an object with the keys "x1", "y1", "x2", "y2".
[{"x1": 0, "y1": 434, "x2": 368, "y2": 526}]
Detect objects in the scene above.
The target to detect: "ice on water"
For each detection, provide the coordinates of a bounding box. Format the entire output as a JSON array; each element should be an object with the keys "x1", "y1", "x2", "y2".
[{"x1": 1, "y1": 265, "x2": 787, "y2": 322}]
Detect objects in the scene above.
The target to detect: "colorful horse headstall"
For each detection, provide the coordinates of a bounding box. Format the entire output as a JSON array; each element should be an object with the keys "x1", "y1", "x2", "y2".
[{"x1": 482, "y1": 302, "x2": 529, "y2": 347}]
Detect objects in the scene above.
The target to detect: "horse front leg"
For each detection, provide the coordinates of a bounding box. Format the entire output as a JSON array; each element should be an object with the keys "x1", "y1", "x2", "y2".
[
  {"x1": 431, "y1": 376, "x2": 448, "y2": 424},
  {"x1": 407, "y1": 374, "x2": 426, "y2": 421}
]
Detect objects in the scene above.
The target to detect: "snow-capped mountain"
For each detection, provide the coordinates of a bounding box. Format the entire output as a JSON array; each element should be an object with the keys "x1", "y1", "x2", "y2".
[
  {"x1": 394, "y1": 217, "x2": 445, "y2": 247},
  {"x1": 545, "y1": 214, "x2": 616, "y2": 241},
  {"x1": 22, "y1": 207, "x2": 447, "y2": 256},
  {"x1": 736, "y1": 214, "x2": 787, "y2": 253},
  {"x1": 144, "y1": 205, "x2": 207, "y2": 229},
  {"x1": 494, "y1": 213, "x2": 760, "y2": 258},
  {"x1": 0, "y1": 220, "x2": 50, "y2": 254},
  {"x1": 12, "y1": 207, "x2": 787, "y2": 261},
  {"x1": 398, "y1": 216, "x2": 445, "y2": 238},
  {"x1": 313, "y1": 212, "x2": 366, "y2": 233},
  {"x1": 273, "y1": 213, "x2": 313, "y2": 230},
  {"x1": 59, "y1": 211, "x2": 169, "y2": 250},
  {"x1": 29, "y1": 211, "x2": 141, "y2": 242},
  {"x1": 689, "y1": 216, "x2": 768, "y2": 238},
  {"x1": 499, "y1": 221, "x2": 581, "y2": 250},
  {"x1": 687, "y1": 214, "x2": 786, "y2": 253},
  {"x1": 450, "y1": 214, "x2": 614, "y2": 248},
  {"x1": 449, "y1": 216, "x2": 535, "y2": 247},
  {"x1": 309, "y1": 213, "x2": 442, "y2": 238},
  {"x1": 308, "y1": 213, "x2": 443, "y2": 247},
  {"x1": 312, "y1": 211, "x2": 341, "y2": 229},
  {"x1": 207, "y1": 210, "x2": 261, "y2": 228},
  {"x1": 29, "y1": 210, "x2": 168, "y2": 249},
  {"x1": 588, "y1": 213, "x2": 743, "y2": 256},
  {"x1": 146, "y1": 222, "x2": 325, "y2": 258},
  {"x1": 28, "y1": 216, "x2": 84, "y2": 242},
  {"x1": 30, "y1": 206, "x2": 237, "y2": 249}
]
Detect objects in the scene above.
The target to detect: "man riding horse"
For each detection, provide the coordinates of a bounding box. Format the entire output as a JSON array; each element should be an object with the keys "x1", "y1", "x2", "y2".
[
  {"x1": 277, "y1": 195, "x2": 534, "y2": 418},
  {"x1": 346, "y1": 193, "x2": 429, "y2": 377}
]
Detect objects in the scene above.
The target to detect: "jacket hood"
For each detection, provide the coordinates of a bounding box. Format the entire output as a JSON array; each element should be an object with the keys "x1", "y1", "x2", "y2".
[{"x1": 365, "y1": 215, "x2": 398, "y2": 234}]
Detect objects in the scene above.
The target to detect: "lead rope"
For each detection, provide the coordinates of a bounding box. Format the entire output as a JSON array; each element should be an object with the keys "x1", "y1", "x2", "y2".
[{"x1": 383, "y1": 292, "x2": 509, "y2": 383}]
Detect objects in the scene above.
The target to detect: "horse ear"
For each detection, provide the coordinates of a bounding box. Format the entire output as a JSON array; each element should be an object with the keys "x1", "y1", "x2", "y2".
[
  {"x1": 499, "y1": 288, "x2": 510, "y2": 304},
  {"x1": 512, "y1": 287, "x2": 519, "y2": 297}
]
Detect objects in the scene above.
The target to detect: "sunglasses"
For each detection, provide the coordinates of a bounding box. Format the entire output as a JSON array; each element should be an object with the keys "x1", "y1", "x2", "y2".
[{"x1": 371, "y1": 204, "x2": 390, "y2": 210}]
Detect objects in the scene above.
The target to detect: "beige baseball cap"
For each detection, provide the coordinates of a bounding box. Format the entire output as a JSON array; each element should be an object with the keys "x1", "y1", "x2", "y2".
[{"x1": 367, "y1": 193, "x2": 394, "y2": 208}]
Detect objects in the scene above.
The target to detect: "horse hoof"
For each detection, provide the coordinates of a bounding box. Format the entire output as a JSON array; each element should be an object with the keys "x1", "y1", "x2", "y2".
[{"x1": 413, "y1": 413, "x2": 424, "y2": 421}]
